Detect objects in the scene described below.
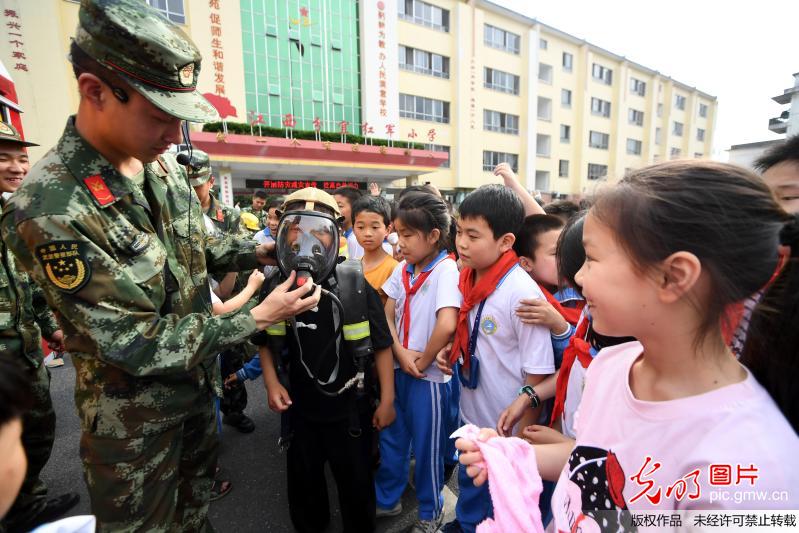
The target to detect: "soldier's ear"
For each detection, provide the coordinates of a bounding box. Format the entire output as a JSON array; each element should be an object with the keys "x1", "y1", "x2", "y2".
[{"x1": 77, "y1": 73, "x2": 106, "y2": 109}]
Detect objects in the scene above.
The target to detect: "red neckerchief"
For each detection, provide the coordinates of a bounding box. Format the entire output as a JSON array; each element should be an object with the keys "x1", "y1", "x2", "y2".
[
  {"x1": 399, "y1": 252, "x2": 453, "y2": 349},
  {"x1": 450, "y1": 249, "x2": 519, "y2": 370},
  {"x1": 539, "y1": 285, "x2": 583, "y2": 327},
  {"x1": 550, "y1": 313, "x2": 593, "y2": 427},
  {"x1": 723, "y1": 250, "x2": 789, "y2": 344}
]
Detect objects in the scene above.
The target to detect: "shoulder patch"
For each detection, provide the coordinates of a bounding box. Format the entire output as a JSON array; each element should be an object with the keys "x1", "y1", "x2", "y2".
[{"x1": 36, "y1": 241, "x2": 91, "y2": 294}]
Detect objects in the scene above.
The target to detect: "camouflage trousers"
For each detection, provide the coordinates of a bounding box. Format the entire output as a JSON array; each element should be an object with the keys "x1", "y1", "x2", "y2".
[
  {"x1": 1, "y1": 360, "x2": 56, "y2": 532},
  {"x1": 79, "y1": 394, "x2": 218, "y2": 533}
]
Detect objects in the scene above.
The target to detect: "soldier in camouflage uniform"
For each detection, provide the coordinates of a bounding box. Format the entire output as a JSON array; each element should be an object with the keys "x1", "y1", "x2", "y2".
[
  {"x1": 0, "y1": 123, "x2": 81, "y2": 533},
  {"x1": 180, "y1": 149, "x2": 256, "y2": 433},
  {"x1": 180, "y1": 149, "x2": 245, "y2": 240},
  {"x1": 0, "y1": 1, "x2": 320, "y2": 531},
  {"x1": 241, "y1": 190, "x2": 269, "y2": 230}
]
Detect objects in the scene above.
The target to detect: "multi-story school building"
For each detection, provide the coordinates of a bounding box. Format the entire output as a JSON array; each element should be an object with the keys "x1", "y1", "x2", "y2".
[{"x1": 3, "y1": 0, "x2": 716, "y2": 202}]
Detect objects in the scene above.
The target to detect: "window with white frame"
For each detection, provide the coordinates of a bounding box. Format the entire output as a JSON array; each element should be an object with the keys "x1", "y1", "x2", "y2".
[
  {"x1": 626, "y1": 138, "x2": 642, "y2": 155},
  {"x1": 591, "y1": 97, "x2": 611, "y2": 118},
  {"x1": 697, "y1": 128, "x2": 705, "y2": 142},
  {"x1": 592, "y1": 63, "x2": 613, "y2": 85},
  {"x1": 589, "y1": 131, "x2": 610, "y2": 150},
  {"x1": 699, "y1": 103, "x2": 708, "y2": 118},
  {"x1": 670, "y1": 147, "x2": 682, "y2": 159},
  {"x1": 538, "y1": 63, "x2": 553, "y2": 84},
  {"x1": 483, "y1": 151, "x2": 518, "y2": 172},
  {"x1": 484, "y1": 24, "x2": 520, "y2": 54},
  {"x1": 628, "y1": 109, "x2": 644, "y2": 126},
  {"x1": 539, "y1": 38, "x2": 548, "y2": 50},
  {"x1": 536, "y1": 134, "x2": 551, "y2": 157},
  {"x1": 484, "y1": 67, "x2": 520, "y2": 95},
  {"x1": 398, "y1": 45, "x2": 450, "y2": 78},
  {"x1": 674, "y1": 94, "x2": 686, "y2": 110},
  {"x1": 398, "y1": 0, "x2": 450, "y2": 31},
  {"x1": 146, "y1": 0, "x2": 185, "y2": 23},
  {"x1": 399, "y1": 93, "x2": 450, "y2": 123},
  {"x1": 560, "y1": 124, "x2": 570, "y2": 143},
  {"x1": 484, "y1": 109, "x2": 519, "y2": 134},
  {"x1": 535, "y1": 170, "x2": 550, "y2": 191},
  {"x1": 562, "y1": 52, "x2": 573, "y2": 72},
  {"x1": 655, "y1": 127, "x2": 662, "y2": 145},
  {"x1": 537, "y1": 97, "x2": 552, "y2": 121},
  {"x1": 587, "y1": 163, "x2": 608, "y2": 180},
  {"x1": 559, "y1": 159, "x2": 569, "y2": 177},
  {"x1": 561, "y1": 88, "x2": 572, "y2": 108},
  {"x1": 673, "y1": 121, "x2": 684, "y2": 136},
  {"x1": 630, "y1": 77, "x2": 646, "y2": 96}
]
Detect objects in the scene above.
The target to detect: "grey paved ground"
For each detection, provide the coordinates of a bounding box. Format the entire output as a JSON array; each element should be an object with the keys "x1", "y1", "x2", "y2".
[{"x1": 41, "y1": 355, "x2": 457, "y2": 533}]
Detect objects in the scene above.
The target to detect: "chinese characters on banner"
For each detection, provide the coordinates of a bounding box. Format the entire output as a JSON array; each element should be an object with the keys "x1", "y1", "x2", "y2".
[
  {"x1": 219, "y1": 171, "x2": 234, "y2": 207},
  {"x1": 359, "y1": 1, "x2": 399, "y2": 138},
  {"x1": 4, "y1": 7, "x2": 28, "y2": 73},
  {"x1": 469, "y1": 58, "x2": 476, "y2": 129},
  {"x1": 376, "y1": 3, "x2": 387, "y2": 119},
  {"x1": 208, "y1": 0, "x2": 225, "y2": 97},
  {"x1": 246, "y1": 179, "x2": 365, "y2": 192}
]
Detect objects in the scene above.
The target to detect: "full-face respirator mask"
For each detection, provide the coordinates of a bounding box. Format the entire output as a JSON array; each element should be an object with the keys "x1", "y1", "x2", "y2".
[{"x1": 274, "y1": 210, "x2": 340, "y2": 288}]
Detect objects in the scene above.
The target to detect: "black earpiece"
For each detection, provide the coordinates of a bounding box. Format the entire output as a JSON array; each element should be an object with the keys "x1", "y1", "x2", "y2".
[{"x1": 111, "y1": 87, "x2": 129, "y2": 103}]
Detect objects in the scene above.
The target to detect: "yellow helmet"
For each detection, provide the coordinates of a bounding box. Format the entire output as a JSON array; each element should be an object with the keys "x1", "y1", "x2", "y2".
[
  {"x1": 279, "y1": 187, "x2": 341, "y2": 218},
  {"x1": 239, "y1": 211, "x2": 261, "y2": 231}
]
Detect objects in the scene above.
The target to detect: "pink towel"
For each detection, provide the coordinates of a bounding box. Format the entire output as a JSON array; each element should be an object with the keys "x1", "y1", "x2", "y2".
[{"x1": 452, "y1": 425, "x2": 545, "y2": 533}]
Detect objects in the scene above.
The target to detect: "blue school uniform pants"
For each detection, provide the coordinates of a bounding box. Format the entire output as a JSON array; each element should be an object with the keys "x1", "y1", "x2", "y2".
[{"x1": 375, "y1": 370, "x2": 452, "y2": 520}]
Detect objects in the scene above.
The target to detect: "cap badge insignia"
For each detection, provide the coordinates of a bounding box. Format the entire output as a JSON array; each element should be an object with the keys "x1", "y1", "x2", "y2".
[{"x1": 179, "y1": 63, "x2": 195, "y2": 87}]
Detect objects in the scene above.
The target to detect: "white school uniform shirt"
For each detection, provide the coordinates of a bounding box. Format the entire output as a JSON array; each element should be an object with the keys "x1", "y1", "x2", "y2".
[
  {"x1": 382, "y1": 251, "x2": 461, "y2": 383},
  {"x1": 459, "y1": 265, "x2": 555, "y2": 428}
]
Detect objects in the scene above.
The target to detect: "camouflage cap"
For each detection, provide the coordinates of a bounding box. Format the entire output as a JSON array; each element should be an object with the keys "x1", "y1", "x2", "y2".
[
  {"x1": 0, "y1": 122, "x2": 38, "y2": 147},
  {"x1": 280, "y1": 188, "x2": 341, "y2": 218},
  {"x1": 177, "y1": 148, "x2": 212, "y2": 186},
  {"x1": 74, "y1": 0, "x2": 218, "y2": 123}
]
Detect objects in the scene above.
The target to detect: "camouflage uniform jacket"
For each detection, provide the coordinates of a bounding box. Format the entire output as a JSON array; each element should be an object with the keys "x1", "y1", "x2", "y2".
[
  {"x1": 0, "y1": 117, "x2": 260, "y2": 439},
  {"x1": 0, "y1": 199, "x2": 60, "y2": 369},
  {"x1": 206, "y1": 193, "x2": 244, "y2": 238}
]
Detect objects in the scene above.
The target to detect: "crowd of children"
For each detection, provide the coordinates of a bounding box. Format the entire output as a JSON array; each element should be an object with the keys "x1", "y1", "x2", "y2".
[
  {"x1": 2, "y1": 147, "x2": 798, "y2": 532},
  {"x1": 243, "y1": 151, "x2": 797, "y2": 533}
]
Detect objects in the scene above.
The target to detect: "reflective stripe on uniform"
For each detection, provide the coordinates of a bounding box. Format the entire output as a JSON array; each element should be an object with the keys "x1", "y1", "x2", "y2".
[{"x1": 342, "y1": 320, "x2": 370, "y2": 341}]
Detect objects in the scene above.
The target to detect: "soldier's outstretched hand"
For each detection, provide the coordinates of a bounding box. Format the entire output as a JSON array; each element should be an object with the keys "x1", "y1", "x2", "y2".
[{"x1": 250, "y1": 271, "x2": 321, "y2": 329}]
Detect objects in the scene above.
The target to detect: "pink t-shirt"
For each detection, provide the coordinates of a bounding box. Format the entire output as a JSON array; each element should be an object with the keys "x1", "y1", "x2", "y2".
[{"x1": 552, "y1": 341, "x2": 799, "y2": 532}]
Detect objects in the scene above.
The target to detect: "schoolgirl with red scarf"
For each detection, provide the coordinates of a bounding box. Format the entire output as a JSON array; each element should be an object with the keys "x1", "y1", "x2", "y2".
[{"x1": 374, "y1": 192, "x2": 461, "y2": 531}]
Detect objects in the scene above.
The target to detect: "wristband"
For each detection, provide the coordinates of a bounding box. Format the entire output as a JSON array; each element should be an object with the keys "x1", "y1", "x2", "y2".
[{"x1": 519, "y1": 385, "x2": 540, "y2": 409}]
